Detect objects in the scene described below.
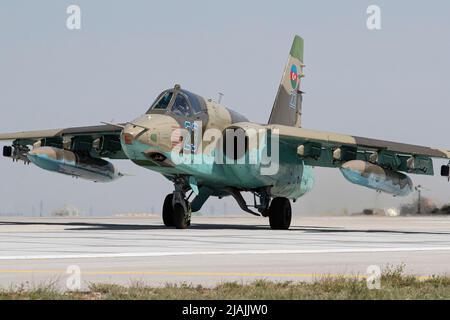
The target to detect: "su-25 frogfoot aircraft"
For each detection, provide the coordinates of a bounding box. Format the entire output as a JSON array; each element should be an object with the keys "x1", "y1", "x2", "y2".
[{"x1": 2, "y1": 35, "x2": 450, "y2": 230}]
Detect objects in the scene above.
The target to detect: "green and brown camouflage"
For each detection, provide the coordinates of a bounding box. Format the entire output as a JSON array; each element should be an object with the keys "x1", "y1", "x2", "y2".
[
  {"x1": 268, "y1": 35, "x2": 304, "y2": 127},
  {"x1": 1, "y1": 35, "x2": 450, "y2": 228}
]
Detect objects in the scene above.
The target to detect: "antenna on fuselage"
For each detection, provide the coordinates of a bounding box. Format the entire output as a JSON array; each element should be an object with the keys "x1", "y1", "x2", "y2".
[{"x1": 217, "y1": 92, "x2": 224, "y2": 104}]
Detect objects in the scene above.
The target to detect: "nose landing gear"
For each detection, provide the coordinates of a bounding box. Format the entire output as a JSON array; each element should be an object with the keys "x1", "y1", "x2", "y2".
[{"x1": 162, "y1": 182, "x2": 191, "y2": 229}]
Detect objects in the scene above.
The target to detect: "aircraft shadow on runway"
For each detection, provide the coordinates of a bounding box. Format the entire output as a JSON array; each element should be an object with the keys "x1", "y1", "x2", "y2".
[{"x1": 0, "y1": 220, "x2": 449, "y2": 235}]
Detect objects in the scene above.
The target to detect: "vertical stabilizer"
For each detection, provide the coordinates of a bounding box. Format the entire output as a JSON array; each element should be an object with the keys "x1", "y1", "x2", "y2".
[{"x1": 268, "y1": 35, "x2": 304, "y2": 127}]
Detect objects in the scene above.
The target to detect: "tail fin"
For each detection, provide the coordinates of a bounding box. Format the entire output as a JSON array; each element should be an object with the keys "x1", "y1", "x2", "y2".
[{"x1": 268, "y1": 35, "x2": 304, "y2": 127}]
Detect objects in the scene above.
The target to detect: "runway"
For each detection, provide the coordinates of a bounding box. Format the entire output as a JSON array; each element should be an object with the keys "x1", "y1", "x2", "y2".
[{"x1": 1, "y1": 215, "x2": 450, "y2": 290}]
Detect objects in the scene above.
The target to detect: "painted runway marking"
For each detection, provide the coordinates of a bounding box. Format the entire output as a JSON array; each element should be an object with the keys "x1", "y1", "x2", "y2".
[{"x1": 1, "y1": 246, "x2": 450, "y2": 260}]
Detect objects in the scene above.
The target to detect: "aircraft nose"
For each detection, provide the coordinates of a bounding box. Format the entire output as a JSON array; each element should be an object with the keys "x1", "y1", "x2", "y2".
[
  {"x1": 121, "y1": 121, "x2": 152, "y2": 146},
  {"x1": 121, "y1": 124, "x2": 140, "y2": 146},
  {"x1": 122, "y1": 132, "x2": 135, "y2": 145},
  {"x1": 121, "y1": 114, "x2": 180, "y2": 153}
]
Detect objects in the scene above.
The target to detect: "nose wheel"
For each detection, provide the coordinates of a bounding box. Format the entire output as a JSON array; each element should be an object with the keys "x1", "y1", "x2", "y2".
[
  {"x1": 162, "y1": 192, "x2": 191, "y2": 229},
  {"x1": 173, "y1": 201, "x2": 191, "y2": 229},
  {"x1": 162, "y1": 194, "x2": 175, "y2": 227}
]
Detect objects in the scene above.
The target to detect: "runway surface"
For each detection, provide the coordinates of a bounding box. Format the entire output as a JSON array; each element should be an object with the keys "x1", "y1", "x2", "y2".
[{"x1": 1, "y1": 215, "x2": 450, "y2": 290}]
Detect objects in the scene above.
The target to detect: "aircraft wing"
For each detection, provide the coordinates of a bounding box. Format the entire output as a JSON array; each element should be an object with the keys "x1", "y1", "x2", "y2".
[
  {"x1": 0, "y1": 124, "x2": 127, "y2": 159},
  {"x1": 270, "y1": 124, "x2": 450, "y2": 176}
]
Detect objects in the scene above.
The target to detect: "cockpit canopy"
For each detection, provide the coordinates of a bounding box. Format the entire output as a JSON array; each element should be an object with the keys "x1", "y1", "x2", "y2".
[{"x1": 147, "y1": 87, "x2": 205, "y2": 117}]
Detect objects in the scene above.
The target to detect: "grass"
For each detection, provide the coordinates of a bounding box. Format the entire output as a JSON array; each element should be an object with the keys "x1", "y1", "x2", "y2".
[{"x1": 1, "y1": 265, "x2": 450, "y2": 300}]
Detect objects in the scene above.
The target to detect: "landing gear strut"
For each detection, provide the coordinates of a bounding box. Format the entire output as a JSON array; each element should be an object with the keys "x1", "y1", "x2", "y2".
[
  {"x1": 162, "y1": 181, "x2": 191, "y2": 229},
  {"x1": 229, "y1": 188, "x2": 292, "y2": 230},
  {"x1": 162, "y1": 184, "x2": 292, "y2": 230}
]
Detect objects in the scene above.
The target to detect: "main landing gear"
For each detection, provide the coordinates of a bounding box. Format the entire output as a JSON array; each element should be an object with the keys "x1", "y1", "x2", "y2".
[
  {"x1": 267, "y1": 197, "x2": 292, "y2": 230},
  {"x1": 162, "y1": 183, "x2": 292, "y2": 230},
  {"x1": 230, "y1": 189, "x2": 292, "y2": 230}
]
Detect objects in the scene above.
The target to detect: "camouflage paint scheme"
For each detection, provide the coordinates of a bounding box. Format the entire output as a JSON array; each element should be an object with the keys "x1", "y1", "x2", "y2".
[
  {"x1": 1, "y1": 35, "x2": 450, "y2": 209},
  {"x1": 120, "y1": 112, "x2": 315, "y2": 200},
  {"x1": 340, "y1": 160, "x2": 413, "y2": 196},
  {"x1": 27, "y1": 146, "x2": 121, "y2": 182}
]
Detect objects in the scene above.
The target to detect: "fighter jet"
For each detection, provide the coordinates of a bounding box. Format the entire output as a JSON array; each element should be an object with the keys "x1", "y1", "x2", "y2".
[{"x1": 2, "y1": 35, "x2": 450, "y2": 229}]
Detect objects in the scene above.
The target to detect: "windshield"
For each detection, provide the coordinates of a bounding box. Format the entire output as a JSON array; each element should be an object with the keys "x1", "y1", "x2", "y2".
[
  {"x1": 147, "y1": 88, "x2": 205, "y2": 116},
  {"x1": 150, "y1": 91, "x2": 173, "y2": 111},
  {"x1": 182, "y1": 90, "x2": 203, "y2": 114},
  {"x1": 171, "y1": 93, "x2": 192, "y2": 117}
]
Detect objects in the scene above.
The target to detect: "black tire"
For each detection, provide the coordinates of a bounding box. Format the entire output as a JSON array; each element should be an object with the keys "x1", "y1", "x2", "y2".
[
  {"x1": 268, "y1": 197, "x2": 292, "y2": 230},
  {"x1": 173, "y1": 203, "x2": 189, "y2": 229},
  {"x1": 162, "y1": 194, "x2": 175, "y2": 227}
]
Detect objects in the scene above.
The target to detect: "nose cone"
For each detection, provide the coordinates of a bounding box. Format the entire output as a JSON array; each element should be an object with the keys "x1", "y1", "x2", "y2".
[
  {"x1": 122, "y1": 131, "x2": 135, "y2": 145},
  {"x1": 121, "y1": 122, "x2": 145, "y2": 146},
  {"x1": 120, "y1": 123, "x2": 145, "y2": 160},
  {"x1": 120, "y1": 114, "x2": 181, "y2": 160}
]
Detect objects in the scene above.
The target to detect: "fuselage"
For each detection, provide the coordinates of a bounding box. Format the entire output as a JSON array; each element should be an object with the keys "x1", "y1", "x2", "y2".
[{"x1": 119, "y1": 87, "x2": 314, "y2": 200}]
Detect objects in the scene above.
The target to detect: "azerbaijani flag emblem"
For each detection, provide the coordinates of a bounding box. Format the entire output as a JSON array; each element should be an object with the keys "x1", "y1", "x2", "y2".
[{"x1": 290, "y1": 64, "x2": 298, "y2": 89}]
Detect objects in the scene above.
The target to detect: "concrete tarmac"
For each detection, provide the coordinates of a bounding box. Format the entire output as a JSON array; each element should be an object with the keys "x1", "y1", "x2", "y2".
[{"x1": 1, "y1": 215, "x2": 450, "y2": 290}]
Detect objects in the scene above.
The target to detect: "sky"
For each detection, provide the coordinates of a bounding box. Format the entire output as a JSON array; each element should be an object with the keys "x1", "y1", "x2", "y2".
[{"x1": 0, "y1": 0, "x2": 450, "y2": 216}]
